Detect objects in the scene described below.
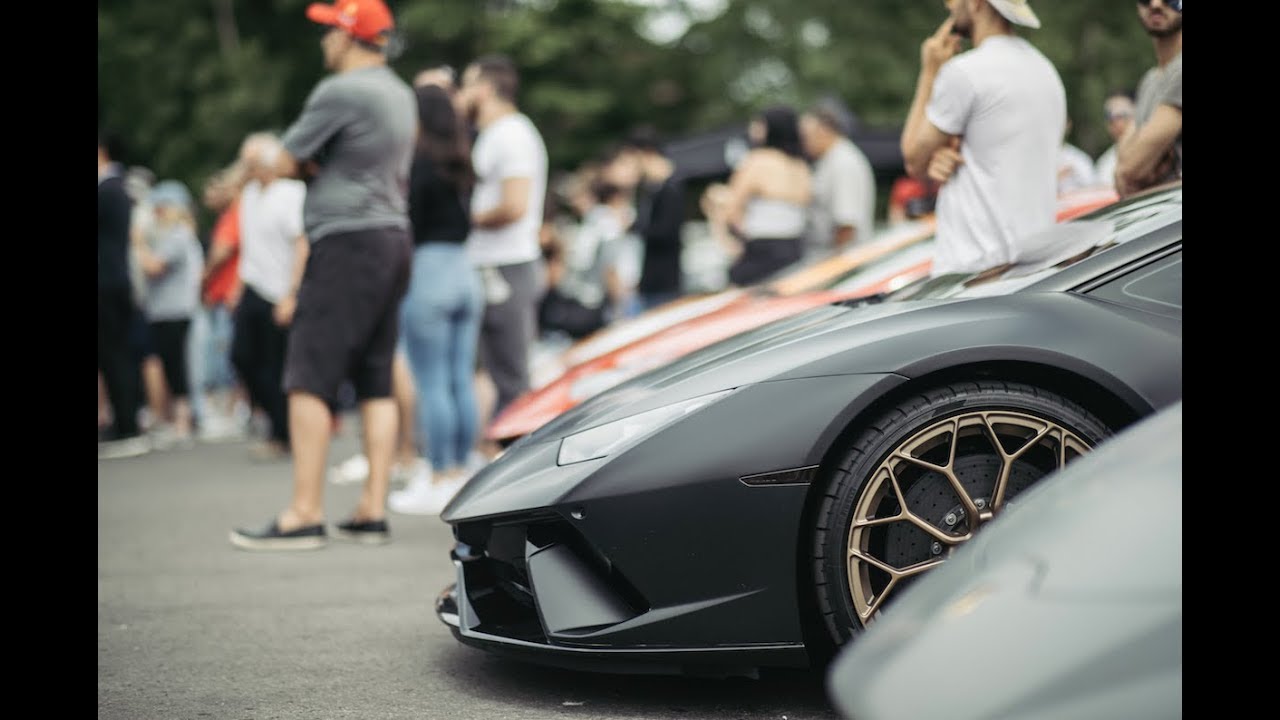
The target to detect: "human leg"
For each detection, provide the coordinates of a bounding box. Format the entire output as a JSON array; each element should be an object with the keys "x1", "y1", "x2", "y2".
[
  {"x1": 448, "y1": 265, "x2": 485, "y2": 474},
  {"x1": 347, "y1": 230, "x2": 412, "y2": 522},
  {"x1": 391, "y1": 350, "x2": 420, "y2": 467},
  {"x1": 98, "y1": 288, "x2": 149, "y2": 458},
  {"x1": 97, "y1": 288, "x2": 143, "y2": 438},
  {"x1": 478, "y1": 260, "x2": 541, "y2": 418},
  {"x1": 261, "y1": 314, "x2": 291, "y2": 448},
  {"x1": 150, "y1": 319, "x2": 194, "y2": 443},
  {"x1": 185, "y1": 305, "x2": 209, "y2": 431},
  {"x1": 401, "y1": 273, "x2": 455, "y2": 472}
]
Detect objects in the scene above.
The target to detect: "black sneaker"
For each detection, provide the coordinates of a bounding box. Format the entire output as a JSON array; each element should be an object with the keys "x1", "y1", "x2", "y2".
[
  {"x1": 332, "y1": 517, "x2": 390, "y2": 545},
  {"x1": 229, "y1": 520, "x2": 327, "y2": 551}
]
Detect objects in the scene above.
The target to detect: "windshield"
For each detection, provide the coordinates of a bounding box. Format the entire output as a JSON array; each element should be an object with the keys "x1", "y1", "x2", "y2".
[{"x1": 882, "y1": 185, "x2": 1182, "y2": 302}]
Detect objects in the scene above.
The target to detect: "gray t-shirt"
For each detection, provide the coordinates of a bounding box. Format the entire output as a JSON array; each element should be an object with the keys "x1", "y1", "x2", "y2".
[
  {"x1": 143, "y1": 223, "x2": 203, "y2": 321},
  {"x1": 281, "y1": 65, "x2": 416, "y2": 243},
  {"x1": 1134, "y1": 51, "x2": 1182, "y2": 184},
  {"x1": 806, "y1": 136, "x2": 876, "y2": 259}
]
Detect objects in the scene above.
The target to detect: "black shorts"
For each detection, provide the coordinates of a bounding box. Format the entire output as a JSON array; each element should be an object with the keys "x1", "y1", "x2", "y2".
[
  {"x1": 149, "y1": 319, "x2": 191, "y2": 398},
  {"x1": 728, "y1": 237, "x2": 803, "y2": 287},
  {"x1": 283, "y1": 227, "x2": 412, "y2": 409}
]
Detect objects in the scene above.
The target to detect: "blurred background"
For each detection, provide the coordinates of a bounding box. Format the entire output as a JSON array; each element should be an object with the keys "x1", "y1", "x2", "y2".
[{"x1": 98, "y1": 0, "x2": 1150, "y2": 228}]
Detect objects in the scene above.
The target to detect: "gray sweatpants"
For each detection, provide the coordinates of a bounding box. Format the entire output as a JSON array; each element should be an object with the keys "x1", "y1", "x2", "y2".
[{"x1": 478, "y1": 259, "x2": 546, "y2": 419}]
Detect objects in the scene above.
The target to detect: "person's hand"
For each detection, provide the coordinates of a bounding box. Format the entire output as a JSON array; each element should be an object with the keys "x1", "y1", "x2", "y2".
[
  {"x1": 225, "y1": 285, "x2": 242, "y2": 314},
  {"x1": 926, "y1": 137, "x2": 964, "y2": 184},
  {"x1": 273, "y1": 294, "x2": 297, "y2": 327},
  {"x1": 921, "y1": 17, "x2": 962, "y2": 74}
]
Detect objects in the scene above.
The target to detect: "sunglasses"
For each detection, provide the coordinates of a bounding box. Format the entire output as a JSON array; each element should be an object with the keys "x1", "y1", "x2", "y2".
[
  {"x1": 1105, "y1": 111, "x2": 1134, "y2": 122},
  {"x1": 1137, "y1": 0, "x2": 1182, "y2": 10}
]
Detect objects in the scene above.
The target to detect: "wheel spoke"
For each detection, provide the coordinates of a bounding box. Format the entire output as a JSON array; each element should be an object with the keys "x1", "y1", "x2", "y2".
[
  {"x1": 989, "y1": 418, "x2": 1052, "y2": 511},
  {"x1": 854, "y1": 466, "x2": 968, "y2": 543},
  {"x1": 849, "y1": 549, "x2": 947, "y2": 621}
]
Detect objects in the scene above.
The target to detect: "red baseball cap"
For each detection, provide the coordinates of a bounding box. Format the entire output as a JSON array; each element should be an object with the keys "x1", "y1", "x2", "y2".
[{"x1": 306, "y1": 0, "x2": 394, "y2": 45}]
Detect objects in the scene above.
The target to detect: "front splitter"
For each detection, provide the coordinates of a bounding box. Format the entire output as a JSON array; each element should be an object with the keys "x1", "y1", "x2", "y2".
[{"x1": 435, "y1": 581, "x2": 809, "y2": 679}]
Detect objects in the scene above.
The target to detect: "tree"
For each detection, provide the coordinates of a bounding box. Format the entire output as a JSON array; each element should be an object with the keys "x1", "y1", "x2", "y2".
[{"x1": 98, "y1": 0, "x2": 1154, "y2": 232}]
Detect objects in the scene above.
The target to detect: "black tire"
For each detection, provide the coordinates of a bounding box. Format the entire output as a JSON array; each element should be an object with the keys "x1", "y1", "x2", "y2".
[{"x1": 811, "y1": 380, "x2": 1113, "y2": 647}]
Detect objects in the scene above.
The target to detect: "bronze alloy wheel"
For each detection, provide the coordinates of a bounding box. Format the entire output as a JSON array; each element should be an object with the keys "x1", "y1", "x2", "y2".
[
  {"x1": 845, "y1": 410, "x2": 1092, "y2": 624},
  {"x1": 813, "y1": 381, "x2": 1114, "y2": 647}
]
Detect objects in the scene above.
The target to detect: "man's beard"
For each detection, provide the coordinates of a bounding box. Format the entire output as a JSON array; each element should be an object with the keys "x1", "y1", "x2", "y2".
[{"x1": 1144, "y1": 14, "x2": 1182, "y2": 39}]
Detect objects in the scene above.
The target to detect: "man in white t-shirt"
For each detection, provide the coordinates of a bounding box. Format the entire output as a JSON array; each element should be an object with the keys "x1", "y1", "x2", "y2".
[
  {"x1": 900, "y1": 0, "x2": 1065, "y2": 277},
  {"x1": 231, "y1": 131, "x2": 308, "y2": 461},
  {"x1": 799, "y1": 97, "x2": 877, "y2": 260},
  {"x1": 457, "y1": 54, "x2": 549, "y2": 421}
]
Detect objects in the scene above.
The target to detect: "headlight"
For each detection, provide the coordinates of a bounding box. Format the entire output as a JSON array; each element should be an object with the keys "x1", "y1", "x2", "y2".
[{"x1": 557, "y1": 390, "x2": 734, "y2": 466}]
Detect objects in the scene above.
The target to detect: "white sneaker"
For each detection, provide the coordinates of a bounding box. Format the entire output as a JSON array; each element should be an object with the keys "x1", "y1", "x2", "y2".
[
  {"x1": 198, "y1": 414, "x2": 247, "y2": 443},
  {"x1": 388, "y1": 467, "x2": 457, "y2": 516},
  {"x1": 329, "y1": 453, "x2": 370, "y2": 485},
  {"x1": 391, "y1": 457, "x2": 430, "y2": 489},
  {"x1": 148, "y1": 424, "x2": 180, "y2": 451},
  {"x1": 98, "y1": 434, "x2": 151, "y2": 460}
]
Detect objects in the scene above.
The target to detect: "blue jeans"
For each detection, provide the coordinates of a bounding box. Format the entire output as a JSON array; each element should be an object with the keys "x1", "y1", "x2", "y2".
[
  {"x1": 204, "y1": 304, "x2": 237, "y2": 391},
  {"x1": 186, "y1": 307, "x2": 209, "y2": 423},
  {"x1": 400, "y1": 244, "x2": 484, "y2": 471}
]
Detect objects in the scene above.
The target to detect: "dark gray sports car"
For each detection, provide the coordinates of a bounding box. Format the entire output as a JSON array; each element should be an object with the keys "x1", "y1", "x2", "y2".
[{"x1": 435, "y1": 183, "x2": 1183, "y2": 678}]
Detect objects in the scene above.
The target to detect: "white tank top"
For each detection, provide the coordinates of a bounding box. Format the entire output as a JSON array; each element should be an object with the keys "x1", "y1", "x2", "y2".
[{"x1": 740, "y1": 196, "x2": 807, "y2": 239}]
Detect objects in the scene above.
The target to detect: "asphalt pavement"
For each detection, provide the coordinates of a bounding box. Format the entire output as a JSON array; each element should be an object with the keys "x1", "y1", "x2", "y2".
[{"x1": 98, "y1": 422, "x2": 840, "y2": 720}]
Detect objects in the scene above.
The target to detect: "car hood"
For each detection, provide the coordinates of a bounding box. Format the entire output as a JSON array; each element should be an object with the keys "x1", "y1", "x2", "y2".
[{"x1": 521, "y1": 297, "x2": 945, "y2": 446}]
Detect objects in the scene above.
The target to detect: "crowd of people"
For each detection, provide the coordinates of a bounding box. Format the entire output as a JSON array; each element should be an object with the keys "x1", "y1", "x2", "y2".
[{"x1": 97, "y1": 0, "x2": 1181, "y2": 552}]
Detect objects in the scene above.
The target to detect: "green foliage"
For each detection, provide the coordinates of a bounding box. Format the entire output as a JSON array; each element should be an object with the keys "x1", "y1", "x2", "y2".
[{"x1": 99, "y1": 0, "x2": 1156, "y2": 233}]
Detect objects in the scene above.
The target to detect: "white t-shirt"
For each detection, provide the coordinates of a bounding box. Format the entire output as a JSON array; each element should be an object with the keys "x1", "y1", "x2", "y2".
[
  {"x1": 926, "y1": 35, "x2": 1066, "y2": 276},
  {"x1": 1094, "y1": 145, "x2": 1118, "y2": 191},
  {"x1": 238, "y1": 178, "x2": 306, "y2": 303},
  {"x1": 467, "y1": 113, "x2": 548, "y2": 267},
  {"x1": 1057, "y1": 143, "x2": 1097, "y2": 195},
  {"x1": 807, "y1": 136, "x2": 876, "y2": 258}
]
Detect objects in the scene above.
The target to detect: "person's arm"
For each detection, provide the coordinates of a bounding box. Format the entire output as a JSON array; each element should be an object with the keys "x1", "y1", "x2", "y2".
[
  {"x1": 273, "y1": 149, "x2": 322, "y2": 183},
  {"x1": 700, "y1": 182, "x2": 741, "y2": 261},
  {"x1": 204, "y1": 240, "x2": 236, "y2": 278},
  {"x1": 278, "y1": 80, "x2": 345, "y2": 182},
  {"x1": 721, "y1": 153, "x2": 760, "y2": 234},
  {"x1": 1114, "y1": 104, "x2": 1181, "y2": 197},
  {"x1": 201, "y1": 208, "x2": 239, "y2": 286},
  {"x1": 472, "y1": 177, "x2": 532, "y2": 229},
  {"x1": 139, "y1": 231, "x2": 183, "y2": 279},
  {"x1": 136, "y1": 244, "x2": 167, "y2": 278},
  {"x1": 901, "y1": 17, "x2": 963, "y2": 180},
  {"x1": 273, "y1": 234, "x2": 309, "y2": 327}
]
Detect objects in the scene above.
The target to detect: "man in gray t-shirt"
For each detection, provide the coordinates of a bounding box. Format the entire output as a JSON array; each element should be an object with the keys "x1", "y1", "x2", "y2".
[
  {"x1": 799, "y1": 99, "x2": 877, "y2": 260},
  {"x1": 1116, "y1": 0, "x2": 1182, "y2": 197},
  {"x1": 232, "y1": 0, "x2": 417, "y2": 552},
  {"x1": 281, "y1": 64, "x2": 415, "y2": 243}
]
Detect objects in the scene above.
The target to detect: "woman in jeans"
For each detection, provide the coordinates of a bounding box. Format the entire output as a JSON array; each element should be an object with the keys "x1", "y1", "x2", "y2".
[{"x1": 388, "y1": 83, "x2": 485, "y2": 516}]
